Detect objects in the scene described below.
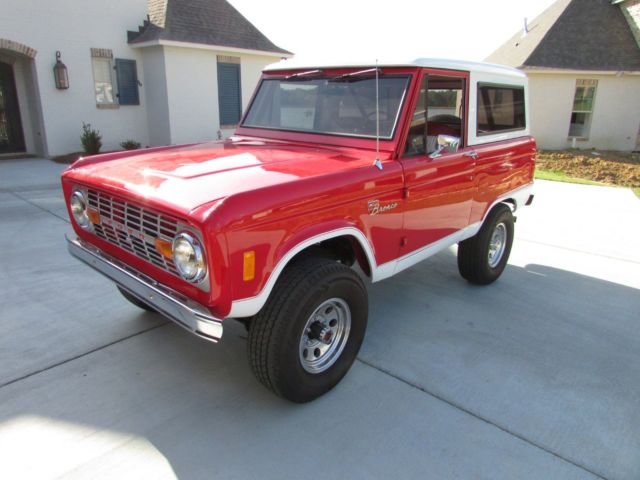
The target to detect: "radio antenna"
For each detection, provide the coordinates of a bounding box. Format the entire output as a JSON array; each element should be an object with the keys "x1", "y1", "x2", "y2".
[{"x1": 373, "y1": 59, "x2": 383, "y2": 170}]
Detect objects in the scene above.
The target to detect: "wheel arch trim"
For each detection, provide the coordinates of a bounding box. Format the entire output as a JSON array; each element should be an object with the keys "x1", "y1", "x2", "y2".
[
  {"x1": 482, "y1": 182, "x2": 534, "y2": 223},
  {"x1": 229, "y1": 227, "x2": 379, "y2": 318}
]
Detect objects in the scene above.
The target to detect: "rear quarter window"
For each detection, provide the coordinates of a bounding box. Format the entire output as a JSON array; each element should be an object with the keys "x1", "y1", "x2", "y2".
[{"x1": 477, "y1": 84, "x2": 525, "y2": 135}]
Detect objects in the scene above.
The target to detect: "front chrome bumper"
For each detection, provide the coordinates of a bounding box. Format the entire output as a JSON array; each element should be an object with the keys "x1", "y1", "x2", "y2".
[{"x1": 66, "y1": 235, "x2": 223, "y2": 343}]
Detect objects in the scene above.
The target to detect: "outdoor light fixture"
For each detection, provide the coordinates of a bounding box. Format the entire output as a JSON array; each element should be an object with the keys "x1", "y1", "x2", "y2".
[{"x1": 53, "y1": 51, "x2": 69, "y2": 89}]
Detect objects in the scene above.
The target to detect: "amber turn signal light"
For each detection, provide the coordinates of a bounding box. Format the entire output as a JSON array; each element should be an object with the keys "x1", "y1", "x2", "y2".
[
  {"x1": 86, "y1": 208, "x2": 101, "y2": 225},
  {"x1": 155, "y1": 238, "x2": 173, "y2": 259},
  {"x1": 243, "y1": 251, "x2": 256, "y2": 281}
]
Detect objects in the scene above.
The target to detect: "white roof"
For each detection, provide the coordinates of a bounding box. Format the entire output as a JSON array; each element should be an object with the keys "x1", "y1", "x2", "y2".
[{"x1": 264, "y1": 57, "x2": 526, "y2": 78}]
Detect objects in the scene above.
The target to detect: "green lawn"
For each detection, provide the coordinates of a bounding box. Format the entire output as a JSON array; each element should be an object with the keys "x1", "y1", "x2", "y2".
[
  {"x1": 535, "y1": 168, "x2": 606, "y2": 186},
  {"x1": 535, "y1": 168, "x2": 640, "y2": 198}
]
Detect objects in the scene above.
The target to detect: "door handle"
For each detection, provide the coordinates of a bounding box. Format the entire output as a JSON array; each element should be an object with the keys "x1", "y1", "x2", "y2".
[{"x1": 464, "y1": 151, "x2": 478, "y2": 160}]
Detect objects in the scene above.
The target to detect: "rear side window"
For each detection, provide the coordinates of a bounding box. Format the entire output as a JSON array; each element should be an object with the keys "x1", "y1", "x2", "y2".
[{"x1": 477, "y1": 84, "x2": 525, "y2": 135}]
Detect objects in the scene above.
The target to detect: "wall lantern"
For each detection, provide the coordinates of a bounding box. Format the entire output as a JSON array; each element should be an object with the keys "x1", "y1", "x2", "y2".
[{"x1": 53, "y1": 51, "x2": 69, "y2": 90}]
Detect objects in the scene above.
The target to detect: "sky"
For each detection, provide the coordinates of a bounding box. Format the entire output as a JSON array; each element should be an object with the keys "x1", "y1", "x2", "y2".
[{"x1": 228, "y1": 0, "x2": 558, "y2": 64}]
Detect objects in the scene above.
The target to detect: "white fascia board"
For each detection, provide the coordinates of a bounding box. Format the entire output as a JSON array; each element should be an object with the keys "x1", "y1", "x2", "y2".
[
  {"x1": 522, "y1": 67, "x2": 640, "y2": 75},
  {"x1": 130, "y1": 39, "x2": 292, "y2": 59}
]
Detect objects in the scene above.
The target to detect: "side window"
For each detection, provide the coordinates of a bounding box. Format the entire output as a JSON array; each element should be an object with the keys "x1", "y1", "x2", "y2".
[
  {"x1": 90, "y1": 48, "x2": 116, "y2": 107},
  {"x1": 568, "y1": 79, "x2": 597, "y2": 139},
  {"x1": 477, "y1": 84, "x2": 525, "y2": 135},
  {"x1": 217, "y1": 56, "x2": 242, "y2": 127},
  {"x1": 404, "y1": 74, "x2": 465, "y2": 156},
  {"x1": 115, "y1": 59, "x2": 140, "y2": 105}
]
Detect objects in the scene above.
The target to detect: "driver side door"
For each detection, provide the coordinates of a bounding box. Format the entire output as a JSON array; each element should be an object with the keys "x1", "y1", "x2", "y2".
[{"x1": 399, "y1": 71, "x2": 476, "y2": 254}]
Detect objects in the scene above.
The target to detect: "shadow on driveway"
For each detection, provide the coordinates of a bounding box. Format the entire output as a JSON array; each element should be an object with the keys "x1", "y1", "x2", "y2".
[{"x1": 1, "y1": 254, "x2": 637, "y2": 480}]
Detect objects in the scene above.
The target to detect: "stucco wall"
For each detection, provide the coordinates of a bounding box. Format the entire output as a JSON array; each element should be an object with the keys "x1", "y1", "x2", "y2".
[
  {"x1": 141, "y1": 46, "x2": 171, "y2": 147},
  {"x1": 1, "y1": 0, "x2": 150, "y2": 156},
  {"x1": 528, "y1": 72, "x2": 640, "y2": 151},
  {"x1": 161, "y1": 47, "x2": 278, "y2": 145},
  {"x1": 163, "y1": 46, "x2": 220, "y2": 145}
]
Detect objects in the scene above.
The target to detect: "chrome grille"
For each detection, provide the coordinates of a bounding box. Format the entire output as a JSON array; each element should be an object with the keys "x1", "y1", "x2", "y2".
[{"x1": 86, "y1": 188, "x2": 181, "y2": 276}]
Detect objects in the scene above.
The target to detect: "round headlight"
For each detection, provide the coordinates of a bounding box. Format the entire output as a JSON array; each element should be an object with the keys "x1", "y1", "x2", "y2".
[
  {"x1": 70, "y1": 190, "x2": 90, "y2": 229},
  {"x1": 172, "y1": 232, "x2": 206, "y2": 283}
]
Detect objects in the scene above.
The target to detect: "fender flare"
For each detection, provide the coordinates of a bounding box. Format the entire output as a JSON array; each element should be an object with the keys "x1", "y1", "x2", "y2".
[
  {"x1": 481, "y1": 182, "x2": 534, "y2": 223},
  {"x1": 228, "y1": 227, "x2": 378, "y2": 318}
]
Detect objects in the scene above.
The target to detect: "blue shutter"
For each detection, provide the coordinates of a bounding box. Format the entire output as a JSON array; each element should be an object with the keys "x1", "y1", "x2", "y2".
[
  {"x1": 115, "y1": 59, "x2": 140, "y2": 106},
  {"x1": 217, "y1": 63, "x2": 241, "y2": 125}
]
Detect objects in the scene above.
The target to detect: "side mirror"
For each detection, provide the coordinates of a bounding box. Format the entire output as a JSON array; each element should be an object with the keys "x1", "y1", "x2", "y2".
[{"x1": 429, "y1": 135, "x2": 460, "y2": 158}]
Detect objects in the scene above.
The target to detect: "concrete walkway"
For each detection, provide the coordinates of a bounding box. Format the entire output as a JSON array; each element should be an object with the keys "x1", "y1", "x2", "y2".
[{"x1": 0, "y1": 158, "x2": 638, "y2": 480}]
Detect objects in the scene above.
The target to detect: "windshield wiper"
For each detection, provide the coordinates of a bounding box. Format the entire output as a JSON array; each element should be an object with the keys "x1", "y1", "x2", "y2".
[
  {"x1": 284, "y1": 69, "x2": 324, "y2": 81},
  {"x1": 329, "y1": 68, "x2": 382, "y2": 83}
]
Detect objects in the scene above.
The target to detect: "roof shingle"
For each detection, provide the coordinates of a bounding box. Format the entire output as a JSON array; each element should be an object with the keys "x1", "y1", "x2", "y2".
[
  {"x1": 486, "y1": 0, "x2": 640, "y2": 71},
  {"x1": 129, "y1": 0, "x2": 292, "y2": 56}
]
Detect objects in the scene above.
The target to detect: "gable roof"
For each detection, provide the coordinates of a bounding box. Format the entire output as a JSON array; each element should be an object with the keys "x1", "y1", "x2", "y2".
[
  {"x1": 486, "y1": 0, "x2": 640, "y2": 71},
  {"x1": 129, "y1": 0, "x2": 292, "y2": 56}
]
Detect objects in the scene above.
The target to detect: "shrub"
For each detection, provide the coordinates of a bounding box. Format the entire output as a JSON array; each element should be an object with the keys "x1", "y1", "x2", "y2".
[
  {"x1": 80, "y1": 122, "x2": 102, "y2": 155},
  {"x1": 120, "y1": 139, "x2": 141, "y2": 150}
]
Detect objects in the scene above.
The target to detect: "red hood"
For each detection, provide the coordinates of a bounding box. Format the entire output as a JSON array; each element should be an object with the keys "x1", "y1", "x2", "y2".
[{"x1": 63, "y1": 139, "x2": 387, "y2": 216}]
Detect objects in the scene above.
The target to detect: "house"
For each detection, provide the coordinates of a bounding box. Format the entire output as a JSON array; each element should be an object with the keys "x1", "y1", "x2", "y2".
[
  {"x1": 486, "y1": 0, "x2": 640, "y2": 151},
  {"x1": 0, "y1": 0, "x2": 291, "y2": 157}
]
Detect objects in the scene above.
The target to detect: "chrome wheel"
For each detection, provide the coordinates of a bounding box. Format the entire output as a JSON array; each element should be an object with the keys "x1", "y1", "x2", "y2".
[
  {"x1": 488, "y1": 222, "x2": 507, "y2": 268},
  {"x1": 299, "y1": 298, "x2": 351, "y2": 374}
]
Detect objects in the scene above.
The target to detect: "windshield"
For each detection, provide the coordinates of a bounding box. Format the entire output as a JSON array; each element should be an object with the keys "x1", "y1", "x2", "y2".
[{"x1": 242, "y1": 75, "x2": 410, "y2": 139}]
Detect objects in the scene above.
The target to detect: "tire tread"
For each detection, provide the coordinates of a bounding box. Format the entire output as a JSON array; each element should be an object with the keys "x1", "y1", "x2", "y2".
[
  {"x1": 247, "y1": 257, "x2": 365, "y2": 400},
  {"x1": 457, "y1": 204, "x2": 514, "y2": 285}
]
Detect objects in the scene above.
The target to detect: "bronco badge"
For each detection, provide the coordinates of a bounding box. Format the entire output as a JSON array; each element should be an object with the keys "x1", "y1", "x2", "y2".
[{"x1": 368, "y1": 200, "x2": 398, "y2": 215}]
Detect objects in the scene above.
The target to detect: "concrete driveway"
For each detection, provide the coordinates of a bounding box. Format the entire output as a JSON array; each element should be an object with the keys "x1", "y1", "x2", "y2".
[{"x1": 1, "y1": 158, "x2": 638, "y2": 480}]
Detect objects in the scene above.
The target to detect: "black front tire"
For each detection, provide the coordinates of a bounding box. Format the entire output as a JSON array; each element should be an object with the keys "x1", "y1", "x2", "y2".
[
  {"x1": 247, "y1": 257, "x2": 368, "y2": 403},
  {"x1": 457, "y1": 204, "x2": 514, "y2": 285},
  {"x1": 117, "y1": 286, "x2": 156, "y2": 312}
]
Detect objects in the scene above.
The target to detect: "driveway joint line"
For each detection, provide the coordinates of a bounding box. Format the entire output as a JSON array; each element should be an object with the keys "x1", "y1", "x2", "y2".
[
  {"x1": 9, "y1": 191, "x2": 70, "y2": 224},
  {"x1": 357, "y1": 358, "x2": 608, "y2": 480},
  {"x1": 0, "y1": 323, "x2": 168, "y2": 390}
]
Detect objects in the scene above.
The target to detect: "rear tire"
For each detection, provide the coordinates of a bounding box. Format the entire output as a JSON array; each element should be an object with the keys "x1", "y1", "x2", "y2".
[
  {"x1": 117, "y1": 286, "x2": 156, "y2": 312},
  {"x1": 247, "y1": 257, "x2": 368, "y2": 403},
  {"x1": 458, "y1": 205, "x2": 514, "y2": 285}
]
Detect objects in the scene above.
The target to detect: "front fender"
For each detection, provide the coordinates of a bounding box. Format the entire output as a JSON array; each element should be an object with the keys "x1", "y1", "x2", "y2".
[{"x1": 227, "y1": 223, "x2": 377, "y2": 318}]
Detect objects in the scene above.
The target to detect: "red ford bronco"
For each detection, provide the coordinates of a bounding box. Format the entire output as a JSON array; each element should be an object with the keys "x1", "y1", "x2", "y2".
[{"x1": 63, "y1": 59, "x2": 535, "y2": 402}]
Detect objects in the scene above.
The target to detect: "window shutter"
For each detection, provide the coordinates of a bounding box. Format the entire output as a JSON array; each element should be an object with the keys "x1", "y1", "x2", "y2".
[
  {"x1": 115, "y1": 59, "x2": 140, "y2": 105},
  {"x1": 217, "y1": 63, "x2": 241, "y2": 125}
]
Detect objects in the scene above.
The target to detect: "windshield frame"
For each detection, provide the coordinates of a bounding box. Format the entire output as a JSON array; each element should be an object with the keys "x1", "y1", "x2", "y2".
[{"x1": 239, "y1": 73, "x2": 412, "y2": 141}]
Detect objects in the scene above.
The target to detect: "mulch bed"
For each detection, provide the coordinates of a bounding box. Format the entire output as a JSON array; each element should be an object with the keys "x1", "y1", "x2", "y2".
[
  {"x1": 537, "y1": 150, "x2": 640, "y2": 188},
  {"x1": 51, "y1": 152, "x2": 85, "y2": 164}
]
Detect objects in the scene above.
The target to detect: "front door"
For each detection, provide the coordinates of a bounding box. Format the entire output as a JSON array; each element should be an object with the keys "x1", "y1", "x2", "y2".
[
  {"x1": 0, "y1": 61, "x2": 25, "y2": 154},
  {"x1": 400, "y1": 71, "x2": 475, "y2": 253}
]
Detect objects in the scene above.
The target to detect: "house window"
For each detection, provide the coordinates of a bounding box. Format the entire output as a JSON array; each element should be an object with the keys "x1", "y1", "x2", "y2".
[
  {"x1": 217, "y1": 56, "x2": 241, "y2": 127},
  {"x1": 91, "y1": 48, "x2": 116, "y2": 107},
  {"x1": 569, "y1": 79, "x2": 597, "y2": 138},
  {"x1": 115, "y1": 59, "x2": 140, "y2": 105},
  {"x1": 477, "y1": 84, "x2": 526, "y2": 135}
]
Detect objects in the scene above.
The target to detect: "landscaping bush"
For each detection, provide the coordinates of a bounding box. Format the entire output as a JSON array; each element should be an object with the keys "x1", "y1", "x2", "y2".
[
  {"x1": 80, "y1": 122, "x2": 102, "y2": 155},
  {"x1": 120, "y1": 139, "x2": 141, "y2": 150}
]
